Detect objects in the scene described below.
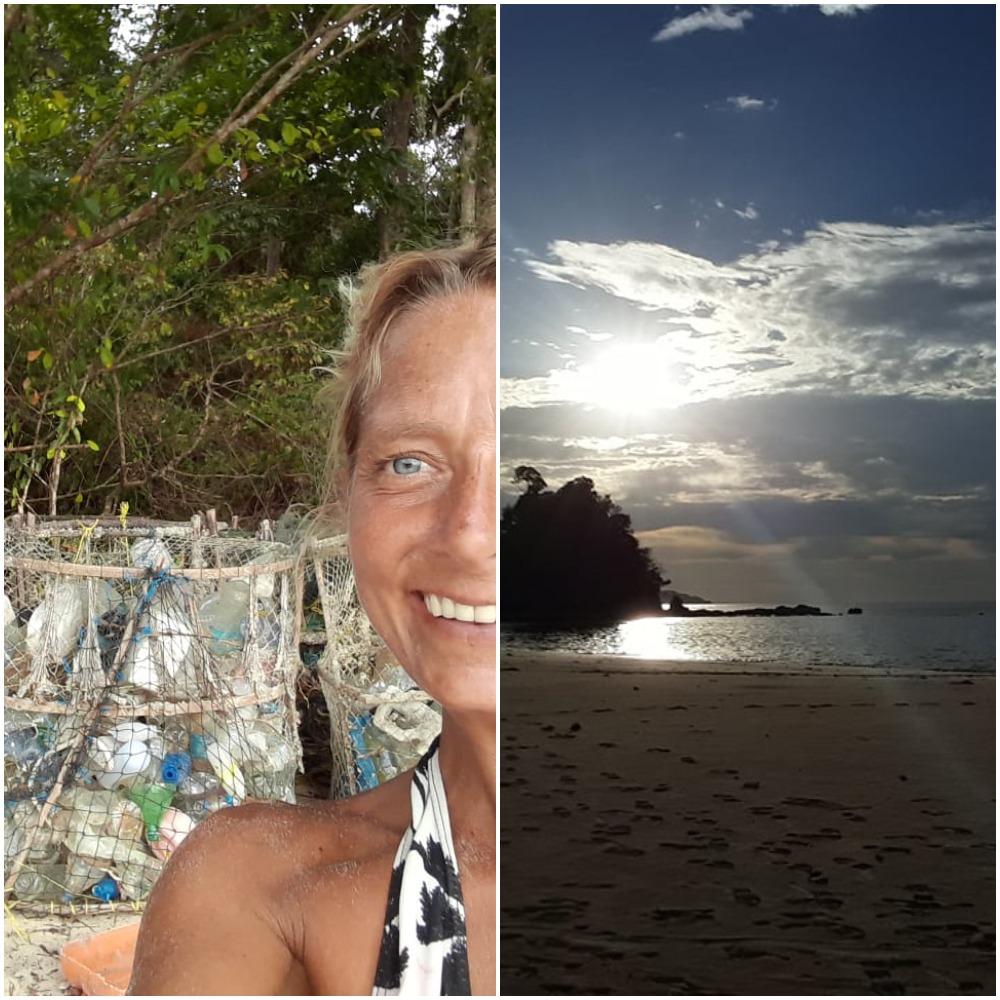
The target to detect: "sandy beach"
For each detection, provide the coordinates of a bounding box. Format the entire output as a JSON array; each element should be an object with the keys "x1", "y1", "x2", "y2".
[
  {"x1": 500, "y1": 653, "x2": 995, "y2": 996},
  {"x1": 4, "y1": 906, "x2": 140, "y2": 997}
]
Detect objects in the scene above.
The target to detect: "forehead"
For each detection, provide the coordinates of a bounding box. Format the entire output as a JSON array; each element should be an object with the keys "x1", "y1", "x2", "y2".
[{"x1": 360, "y1": 290, "x2": 495, "y2": 439}]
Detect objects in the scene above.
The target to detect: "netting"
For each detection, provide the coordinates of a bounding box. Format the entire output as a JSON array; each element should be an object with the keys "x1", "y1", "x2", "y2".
[
  {"x1": 308, "y1": 536, "x2": 440, "y2": 799},
  {"x1": 3, "y1": 515, "x2": 302, "y2": 913}
]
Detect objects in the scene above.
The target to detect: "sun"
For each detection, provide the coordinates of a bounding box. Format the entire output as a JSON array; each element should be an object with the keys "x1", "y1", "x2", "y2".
[{"x1": 560, "y1": 341, "x2": 686, "y2": 413}]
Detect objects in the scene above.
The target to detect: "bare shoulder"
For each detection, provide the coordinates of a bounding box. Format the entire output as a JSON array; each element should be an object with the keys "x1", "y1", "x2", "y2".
[{"x1": 129, "y1": 784, "x2": 411, "y2": 996}]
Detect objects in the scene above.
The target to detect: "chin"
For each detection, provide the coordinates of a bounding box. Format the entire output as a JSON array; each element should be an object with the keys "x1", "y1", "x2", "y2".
[{"x1": 405, "y1": 649, "x2": 496, "y2": 717}]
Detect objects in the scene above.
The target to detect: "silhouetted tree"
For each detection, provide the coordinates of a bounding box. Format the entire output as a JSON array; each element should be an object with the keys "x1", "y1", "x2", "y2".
[{"x1": 501, "y1": 468, "x2": 665, "y2": 624}]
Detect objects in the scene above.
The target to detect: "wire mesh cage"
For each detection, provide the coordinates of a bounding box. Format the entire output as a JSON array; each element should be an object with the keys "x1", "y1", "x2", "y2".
[
  {"x1": 307, "y1": 536, "x2": 440, "y2": 799},
  {"x1": 3, "y1": 514, "x2": 302, "y2": 913}
]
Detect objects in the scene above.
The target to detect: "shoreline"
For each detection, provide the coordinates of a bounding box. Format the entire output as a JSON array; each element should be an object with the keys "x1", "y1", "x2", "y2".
[
  {"x1": 502, "y1": 647, "x2": 995, "y2": 678},
  {"x1": 501, "y1": 653, "x2": 995, "y2": 995}
]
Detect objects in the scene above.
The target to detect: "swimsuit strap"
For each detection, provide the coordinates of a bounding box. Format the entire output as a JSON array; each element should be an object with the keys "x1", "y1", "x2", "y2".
[{"x1": 372, "y1": 737, "x2": 471, "y2": 996}]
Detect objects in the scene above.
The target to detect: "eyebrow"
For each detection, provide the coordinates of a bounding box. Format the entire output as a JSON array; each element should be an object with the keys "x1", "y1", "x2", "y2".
[{"x1": 360, "y1": 419, "x2": 448, "y2": 445}]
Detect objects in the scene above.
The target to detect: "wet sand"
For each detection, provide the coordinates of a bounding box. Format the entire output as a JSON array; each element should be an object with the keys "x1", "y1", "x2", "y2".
[{"x1": 500, "y1": 653, "x2": 995, "y2": 996}]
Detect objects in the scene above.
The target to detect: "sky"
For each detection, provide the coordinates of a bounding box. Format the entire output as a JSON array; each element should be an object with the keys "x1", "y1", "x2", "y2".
[{"x1": 499, "y1": 3, "x2": 996, "y2": 606}]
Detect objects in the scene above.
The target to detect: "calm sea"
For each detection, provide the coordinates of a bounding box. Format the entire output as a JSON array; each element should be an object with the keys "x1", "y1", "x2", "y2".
[{"x1": 501, "y1": 601, "x2": 996, "y2": 673}]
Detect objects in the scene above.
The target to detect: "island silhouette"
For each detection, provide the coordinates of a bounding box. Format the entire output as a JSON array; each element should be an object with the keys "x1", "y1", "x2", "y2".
[{"x1": 501, "y1": 468, "x2": 830, "y2": 625}]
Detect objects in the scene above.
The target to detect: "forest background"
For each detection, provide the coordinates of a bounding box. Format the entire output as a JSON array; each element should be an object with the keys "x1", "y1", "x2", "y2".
[{"x1": 4, "y1": 3, "x2": 495, "y2": 522}]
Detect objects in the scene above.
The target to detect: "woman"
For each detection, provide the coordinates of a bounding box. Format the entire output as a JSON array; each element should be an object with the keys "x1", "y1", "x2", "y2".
[{"x1": 128, "y1": 236, "x2": 496, "y2": 996}]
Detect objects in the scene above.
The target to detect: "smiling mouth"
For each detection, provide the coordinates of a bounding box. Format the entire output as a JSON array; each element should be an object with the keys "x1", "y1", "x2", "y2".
[{"x1": 422, "y1": 592, "x2": 496, "y2": 624}]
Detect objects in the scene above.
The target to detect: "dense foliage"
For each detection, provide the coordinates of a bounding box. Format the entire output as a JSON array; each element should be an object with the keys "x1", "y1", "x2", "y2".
[
  {"x1": 4, "y1": 4, "x2": 495, "y2": 520},
  {"x1": 500, "y1": 467, "x2": 666, "y2": 625}
]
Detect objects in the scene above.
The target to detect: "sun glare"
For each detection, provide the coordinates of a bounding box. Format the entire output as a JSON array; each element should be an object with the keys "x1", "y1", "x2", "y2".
[{"x1": 563, "y1": 342, "x2": 685, "y2": 413}]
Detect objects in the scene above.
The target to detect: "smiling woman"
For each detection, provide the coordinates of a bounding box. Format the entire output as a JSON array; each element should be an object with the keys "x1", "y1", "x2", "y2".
[{"x1": 127, "y1": 238, "x2": 497, "y2": 997}]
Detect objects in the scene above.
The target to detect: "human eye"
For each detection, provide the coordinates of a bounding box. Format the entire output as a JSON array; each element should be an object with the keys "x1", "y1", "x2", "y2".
[{"x1": 389, "y1": 455, "x2": 427, "y2": 476}]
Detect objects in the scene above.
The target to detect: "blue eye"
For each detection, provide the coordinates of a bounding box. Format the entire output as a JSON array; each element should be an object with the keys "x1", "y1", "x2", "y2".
[{"x1": 391, "y1": 457, "x2": 425, "y2": 475}]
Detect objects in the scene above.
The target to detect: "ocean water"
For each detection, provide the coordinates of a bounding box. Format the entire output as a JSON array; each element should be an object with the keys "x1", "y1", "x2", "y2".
[{"x1": 500, "y1": 601, "x2": 996, "y2": 673}]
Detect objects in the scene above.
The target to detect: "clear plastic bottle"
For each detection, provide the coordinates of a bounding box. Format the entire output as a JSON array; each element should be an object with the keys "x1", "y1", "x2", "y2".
[
  {"x1": 12, "y1": 862, "x2": 69, "y2": 903},
  {"x1": 198, "y1": 582, "x2": 250, "y2": 656},
  {"x1": 174, "y1": 771, "x2": 234, "y2": 818}
]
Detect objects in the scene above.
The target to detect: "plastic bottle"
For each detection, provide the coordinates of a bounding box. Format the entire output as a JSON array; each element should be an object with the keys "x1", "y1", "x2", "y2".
[
  {"x1": 64, "y1": 853, "x2": 107, "y2": 896},
  {"x1": 127, "y1": 784, "x2": 175, "y2": 842},
  {"x1": 198, "y1": 582, "x2": 250, "y2": 656},
  {"x1": 173, "y1": 772, "x2": 234, "y2": 818},
  {"x1": 13, "y1": 862, "x2": 69, "y2": 903}
]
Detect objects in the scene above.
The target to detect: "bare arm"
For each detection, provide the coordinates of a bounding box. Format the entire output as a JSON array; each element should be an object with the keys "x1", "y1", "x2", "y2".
[{"x1": 128, "y1": 804, "x2": 309, "y2": 996}]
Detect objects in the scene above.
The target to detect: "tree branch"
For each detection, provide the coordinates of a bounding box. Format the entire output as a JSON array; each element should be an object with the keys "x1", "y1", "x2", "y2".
[{"x1": 5, "y1": 4, "x2": 377, "y2": 310}]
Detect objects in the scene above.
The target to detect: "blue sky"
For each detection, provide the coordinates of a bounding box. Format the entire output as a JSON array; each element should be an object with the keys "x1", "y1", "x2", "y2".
[{"x1": 500, "y1": 4, "x2": 995, "y2": 604}]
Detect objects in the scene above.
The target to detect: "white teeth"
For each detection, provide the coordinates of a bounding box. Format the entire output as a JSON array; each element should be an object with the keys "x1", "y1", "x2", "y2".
[{"x1": 423, "y1": 593, "x2": 496, "y2": 625}]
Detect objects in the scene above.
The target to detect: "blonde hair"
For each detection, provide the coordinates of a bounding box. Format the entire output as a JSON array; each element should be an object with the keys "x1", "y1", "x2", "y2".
[{"x1": 319, "y1": 233, "x2": 495, "y2": 508}]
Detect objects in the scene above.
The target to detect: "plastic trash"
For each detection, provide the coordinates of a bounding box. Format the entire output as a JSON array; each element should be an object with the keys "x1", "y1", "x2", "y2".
[
  {"x1": 160, "y1": 752, "x2": 191, "y2": 786},
  {"x1": 92, "y1": 875, "x2": 121, "y2": 902},
  {"x1": 205, "y1": 739, "x2": 246, "y2": 801},
  {"x1": 64, "y1": 853, "x2": 107, "y2": 895},
  {"x1": 126, "y1": 784, "x2": 175, "y2": 842},
  {"x1": 349, "y1": 715, "x2": 380, "y2": 790},
  {"x1": 241, "y1": 724, "x2": 296, "y2": 802},
  {"x1": 150, "y1": 807, "x2": 194, "y2": 861},
  {"x1": 174, "y1": 771, "x2": 233, "y2": 818},
  {"x1": 199, "y1": 581, "x2": 250, "y2": 656},
  {"x1": 116, "y1": 853, "x2": 163, "y2": 901},
  {"x1": 130, "y1": 537, "x2": 172, "y2": 572},
  {"x1": 26, "y1": 581, "x2": 87, "y2": 663},
  {"x1": 12, "y1": 861, "x2": 69, "y2": 902}
]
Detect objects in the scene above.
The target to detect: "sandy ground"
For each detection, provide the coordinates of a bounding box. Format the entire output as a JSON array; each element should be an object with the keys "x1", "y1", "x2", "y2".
[
  {"x1": 4, "y1": 906, "x2": 140, "y2": 997},
  {"x1": 500, "y1": 653, "x2": 995, "y2": 996}
]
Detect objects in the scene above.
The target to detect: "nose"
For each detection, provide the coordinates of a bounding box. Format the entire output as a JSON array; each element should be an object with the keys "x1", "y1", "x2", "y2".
[{"x1": 441, "y1": 449, "x2": 496, "y2": 566}]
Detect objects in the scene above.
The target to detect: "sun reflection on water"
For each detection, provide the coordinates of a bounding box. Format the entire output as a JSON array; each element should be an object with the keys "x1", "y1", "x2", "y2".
[{"x1": 616, "y1": 616, "x2": 694, "y2": 660}]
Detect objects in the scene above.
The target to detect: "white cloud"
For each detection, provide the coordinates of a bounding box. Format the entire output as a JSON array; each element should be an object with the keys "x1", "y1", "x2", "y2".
[
  {"x1": 653, "y1": 5, "x2": 753, "y2": 43},
  {"x1": 734, "y1": 203, "x2": 759, "y2": 220},
  {"x1": 720, "y1": 94, "x2": 777, "y2": 112},
  {"x1": 819, "y1": 4, "x2": 879, "y2": 16},
  {"x1": 516, "y1": 220, "x2": 996, "y2": 407},
  {"x1": 672, "y1": 131, "x2": 686, "y2": 140}
]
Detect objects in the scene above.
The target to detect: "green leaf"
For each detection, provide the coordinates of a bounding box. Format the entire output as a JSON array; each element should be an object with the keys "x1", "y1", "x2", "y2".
[
  {"x1": 46, "y1": 447, "x2": 56, "y2": 460},
  {"x1": 77, "y1": 217, "x2": 92, "y2": 238},
  {"x1": 86, "y1": 440, "x2": 100, "y2": 452},
  {"x1": 74, "y1": 493, "x2": 84, "y2": 506},
  {"x1": 82, "y1": 196, "x2": 100, "y2": 218},
  {"x1": 71, "y1": 425, "x2": 81, "y2": 443},
  {"x1": 194, "y1": 100, "x2": 208, "y2": 116},
  {"x1": 51, "y1": 90, "x2": 69, "y2": 111},
  {"x1": 281, "y1": 121, "x2": 299, "y2": 145},
  {"x1": 99, "y1": 344, "x2": 113, "y2": 368},
  {"x1": 365, "y1": 127, "x2": 383, "y2": 139},
  {"x1": 206, "y1": 142, "x2": 224, "y2": 166},
  {"x1": 265, "y1": 138, "x2": 281, "y2": 154},
  {"x1": 42, "y1": 351, "x2": 54, "y2": 371}
]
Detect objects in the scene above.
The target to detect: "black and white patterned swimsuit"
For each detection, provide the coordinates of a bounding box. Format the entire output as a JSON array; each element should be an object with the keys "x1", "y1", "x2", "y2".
[{"x1": 372, "y1": 737, "x2": 471, "y2": 996}]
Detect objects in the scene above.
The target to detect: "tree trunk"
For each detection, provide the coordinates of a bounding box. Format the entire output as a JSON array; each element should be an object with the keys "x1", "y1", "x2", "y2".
[
  {"x1": 459, "y1": 117, "x2": 480, "y2": 241},
  {"x1": 376, "y1": 6, "x2": 425, "y2": 258},
  {"x1": 476, "y1": 135, "x2": 495, "y2": 235}
]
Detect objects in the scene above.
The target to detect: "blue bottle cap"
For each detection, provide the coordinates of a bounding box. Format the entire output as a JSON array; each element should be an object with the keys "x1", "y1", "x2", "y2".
[
  {"x1": 92, "y1": 876, "x2": 120, "y2": 902},
  {"x1": 161, "y1": 752, "x2": 192, "y2": 786}
]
